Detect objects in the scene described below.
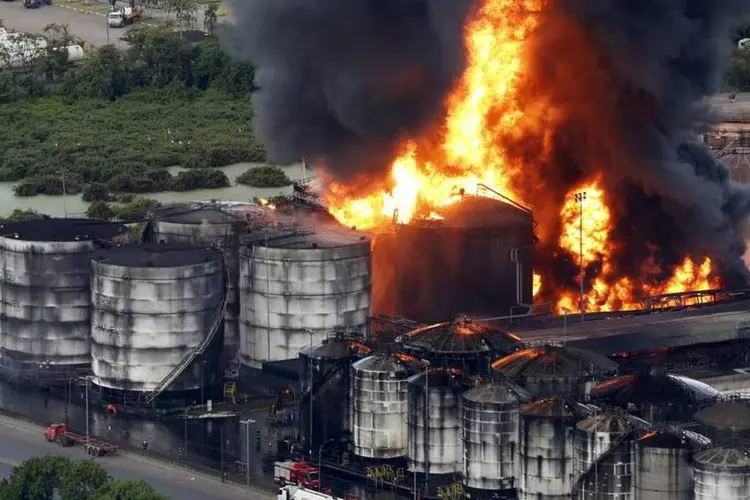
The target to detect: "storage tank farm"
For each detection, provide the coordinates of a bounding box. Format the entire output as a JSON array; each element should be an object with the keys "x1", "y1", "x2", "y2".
[
  {"x1": 0, "y1": 218, "x2": 128, "y2": 385},
  {"x1": 633, "y1": 430, "x2": 696, "y2": 500},
  {"x1": 396, "y1": 315, "x2": 524, "y2": 375},
  {"x1": 573, "y1": 412, "x2": 635, "y2": 500},
  {"x1": 490, "y1": 344, "x2": 618, "y2": 400},
  {"x1": 517, "y1": 398, "x2": 577, "y2": 500},
  {"x1": 591, "y1": 370, "x2": 719, "y2": 423},
  {"x1": 349, "y1": 353, "x2": 419, "y2": 461},
  {"x1": 89, "y1": 243, "x2": 226, "y2": 404},
  {"x1": 298, "y1": 334, "x2": 371, "y2": 453},
  {"x1": 144, "y1": 202, "x2": 256, "y2": 362},
  {"x1": 238, "y1": 224, "x2": 371, "y2": 371}
]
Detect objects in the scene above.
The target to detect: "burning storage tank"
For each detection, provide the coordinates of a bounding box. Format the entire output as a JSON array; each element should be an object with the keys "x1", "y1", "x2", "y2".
[
  {"x1": 634, "y1": 430, "x2": 695, "y2": 500},
  {"x1": 0, "y1": 219, "x2": 128, "y2": 385},
  {"x1": 397, "y1": 315, "x2": 523, "y2": 376},
  {"x1": 591, "y1": 371, "x2": 719, "y2": 423},
  {"x1": 491, "y1": 345, "x2": 618, "y2": 400},
  {"x1": 695, "y1": 400, "x2": 750, "y2": 447},
  {"x1": 350, "y1": 353, "x2": 420, "y2": 459},
  {"x1": 461, "y1": 381, "x2": 530, "y2": 495},
  {"x1": 574, "y1": 412, "x2": 634, "y2": 500},
  {"x1": 374, "y1": 195, "x2": 535, "y2": 322},
  {"x1": 407, "y1": 368, "x2": 469, "y2": 479},
  {"x1": 239, "y1": 225, "x2": 371, "y2": 369},
  {"x1": 145, "y1": 202, "x2": 255, "y2": 361},
  {"x1": 90, "y1": 244, "x2": 225, "y2": 399},
  {"x1": 518, "y1": 398, "x2": 577, "y2": 500},
  {"x1": 299, "y1": 334, "x2": 370, "y2": 453},
  {"x1": 693, "y1": 447, "x2": 750, "y2": 500}
]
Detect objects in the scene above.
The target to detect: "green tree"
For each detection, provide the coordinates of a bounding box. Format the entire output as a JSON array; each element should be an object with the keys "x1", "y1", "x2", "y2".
[
  {"x1": 57, "y1": 460, "x2": 110, "y2": 500},
  {"x1": 86, "y1": 201, "x2": 117, "y2": 220},
  {"x1": 204, "y1": 4, "x2": 218, "y2": 36},
  {"x1": 0, "y1": 208, "x2": 51, "y2": 222},
  {"x1": 237, "y1": 165, "x2": 291, "y2": 188},
  {"x1": 82, "y1": 183, "x2": 112, "y2": 202}
]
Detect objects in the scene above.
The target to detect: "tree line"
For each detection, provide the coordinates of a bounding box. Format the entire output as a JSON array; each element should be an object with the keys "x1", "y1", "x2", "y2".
[{"x1": 727, "y1": 22, "x2": 750, "y2": 92}]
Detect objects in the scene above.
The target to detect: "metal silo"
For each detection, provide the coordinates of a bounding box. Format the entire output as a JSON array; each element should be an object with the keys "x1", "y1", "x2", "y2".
[
  {"x1": 299, "y1": 334, "x2": 370, "y2": 453},
  {"x1": 492, "y1": 345, "x2": 618, "y2": 401},
  {"x1": 694, "y1": 447, "x2": 750, "y2": 500},
  {"x1": 574, "y1": 412, "x2": 634, "y2": 500},
  {"x1": 239, "y1": 225, "x2": 371, "y2": 369},
  {"x1": 634, "y1": 430, "x2": 694, "y2": 500},
  {"x1": 350, "y1": 353, "x2": 418, "y2": 459},
  {"x1": 518, "y1": 398, "x2": 577, "y2": 500},
  {"x1": 147, "y1": 202, "x2": 256, "y2": 362},
  {"x1": 695, "y1": 400, "x2": 750, "y2": 448},
  {"x1": 397, "y1": 315, "x2": 523, "y2": 376},
  {"x1": 591, "y1": 371, "x2": 718, "y2": 423},
  {"x1": 462, "y1": 381, "x2": 528, "y2": 494},
  {"x1": 0, "y1": 218, "x2": 128, "y2": 385},
  {"x1": 407, "y1": 368, "x2": 468, "y2": 479},
  {"x1": 90, "y1": 244, "x2": 225, "y2": 401}
]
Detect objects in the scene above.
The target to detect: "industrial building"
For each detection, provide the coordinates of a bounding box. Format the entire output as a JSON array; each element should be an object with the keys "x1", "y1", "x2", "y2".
[{"x1": 705, "y1": 93, "x2": 750, "y2": 182}]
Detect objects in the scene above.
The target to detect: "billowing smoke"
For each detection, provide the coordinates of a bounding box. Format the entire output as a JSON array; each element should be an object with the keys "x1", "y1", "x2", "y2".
[
  {"x1": 222, "y1": 0, "x2": 475, "y2": 182},
  {"x1": 507, "y1": 0, "x2": 750, "y2": 288}
]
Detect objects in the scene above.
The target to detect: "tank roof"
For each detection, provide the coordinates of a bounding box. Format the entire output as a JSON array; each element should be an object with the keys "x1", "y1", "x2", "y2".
[
  {"x1": 462, "y1": 381, "x2": 530, "y2": 404},
  {"x1": 92, "y1": 243, "x2": 222, "y2": 268},
  {"x1": 520, "y1": 397, "x2": 574, "y2": 418},
  {"x1": 576, "y1": 413, "x2": 629, "y2": 434},
  {"x1": 399, "y1": 316, "x2": 523, "y2": 355},
  {"x1": 405, "y1": 196, "x2": 531, "y2": 229},
  {"x1": 491, "y1": 345, "x2": 618, "y2": 378},
  {"x1": 635, "y1": 430, "x2": 689, "y2": 449},
  {"x1": 259, "y1": 223, "x2": 370, "y2": 249},
  {"x1": 695, "y1": 401, "x2": 750, "y2": 430},
  {"x1": 151, "y1": 203, "x2": 245, "y2": 224},
  {"x1": 0, "y1": 218, "x2": 127, "y2": 242},
  {"x1": 299, "y1": 337, "x2": 367, "y2": 360},
  {"x1": 695, "y1": 447, "x2": 750, "y2": 469},
  {"x1": 591, "y1": 372, "x2": 719, "y2": 406},
  {"x1": 352, "y1": 353, "x2": 419, "y2": 375}
]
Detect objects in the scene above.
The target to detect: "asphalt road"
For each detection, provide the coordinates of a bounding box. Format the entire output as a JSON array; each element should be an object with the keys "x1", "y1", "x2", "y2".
[
  {"x1": 0, "y1": 415, "x2": 271, "y2": 500},
  {"x1": 0, "y1": 1, "x2": 130, "y2": 47}
]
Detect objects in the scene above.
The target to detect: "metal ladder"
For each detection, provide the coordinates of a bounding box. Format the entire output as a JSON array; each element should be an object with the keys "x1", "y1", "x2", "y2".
[{"x1": 144, "y1": 285, "x2": 229, "y2": 405}]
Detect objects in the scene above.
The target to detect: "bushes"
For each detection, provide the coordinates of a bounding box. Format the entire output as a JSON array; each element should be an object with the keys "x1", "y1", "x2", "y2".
[
  {"x1": 85, "y1": 197, "x2": 160, "y2": 223},
  {"x1": 236, "y1": 165, "x2": 291, "y2": 188}
]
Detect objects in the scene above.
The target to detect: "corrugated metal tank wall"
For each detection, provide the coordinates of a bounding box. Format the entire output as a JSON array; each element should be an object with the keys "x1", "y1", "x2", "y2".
[
  {"x1": 90, "y1": 244, "x2": 225, "y2": 392},
  {"x1": 693, "y1": 447, "x2": 750, "y2": 500},
  {"x1": 239, "y1": 231, "x2": 371, "y2": 368},
  {"x1": 634, "y1": 431, "x2": 693, "y2": 500},
  {"x1": 0, "y1": 219, "x2": 127, "y2": 385}
]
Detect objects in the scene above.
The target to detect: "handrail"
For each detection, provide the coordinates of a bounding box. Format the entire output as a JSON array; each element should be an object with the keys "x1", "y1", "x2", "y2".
[{"x1": 144, "y1": 271, "x2": 229, "y2": 405}]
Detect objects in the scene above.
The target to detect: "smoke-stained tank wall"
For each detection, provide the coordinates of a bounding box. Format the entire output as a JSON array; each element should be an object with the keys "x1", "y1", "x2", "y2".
[
  {"x1": 147, "y1": 203, "x2": 250, "y2": 361},
  {"x1": 634, "y1": 431, "x2": 693, "y2": 500},
  {"x1": 694, "y1": 447, "x2": 750, "y2": 500},
  {"x1": 239, "y1": 227, "x2": 371, "y2": 368},
  {"x1": 384, "y1": 197, "x2": 534, "y2": 322},
  {"x1": 90, "y1": 244, "x2": 225, "y2": 392},
  {"x1": 0, "y1": 219, "x2": 128, "y2": 385}
]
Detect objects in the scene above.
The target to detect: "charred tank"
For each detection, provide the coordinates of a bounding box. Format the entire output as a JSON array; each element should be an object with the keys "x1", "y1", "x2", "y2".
[
  {"x1": 0, "y1": 218, "x2": 128, "y2": 385},
  {"x1": 491, "y1": 345, "x2": 618, "y2": 400},
  {"x1": 695, "y1": 400, "x2": 750, "y2": 448},
  {"x1": 397, "y1": 315, "x2": 523, "y2": 376},
  {"x1": 591, "y1": 371, "x2": 719, "y2": 423},
  {"x1": 634, "y1": 430, "x2": 695, "y2": 500},
  {"x1": 374, "y1": 195, "x2": 535, "y2": 322}
]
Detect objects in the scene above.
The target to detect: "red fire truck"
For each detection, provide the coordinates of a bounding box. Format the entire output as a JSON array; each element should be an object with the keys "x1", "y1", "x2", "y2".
[{"x1": 274, "y1": 460, "x2": 321, "y2": 490}]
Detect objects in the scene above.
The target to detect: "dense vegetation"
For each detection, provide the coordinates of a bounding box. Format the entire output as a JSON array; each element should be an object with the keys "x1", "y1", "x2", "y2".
[
  {"x1": 727, "y1": 22, "x2": 750, "y2": 91},
  {"x1": 236, "y1": 165, "x2": 291, "y2": 188},
  {"x1": 0, "y1": 456, "x2": 167, "y2": 500},
  {"x1": 0, "y1": 24, "x2": 262, "y2": 198}
]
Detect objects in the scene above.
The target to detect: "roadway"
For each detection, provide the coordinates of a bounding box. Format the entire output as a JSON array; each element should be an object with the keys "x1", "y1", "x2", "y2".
[{"x1": 0, "y1": 415, "x2": 272, "y2": 500}]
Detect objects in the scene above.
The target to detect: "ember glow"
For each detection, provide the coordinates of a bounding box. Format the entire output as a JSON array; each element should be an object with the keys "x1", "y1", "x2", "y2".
[{"x1": 322, "y1": 0, "x2": 723, "y2": 313}]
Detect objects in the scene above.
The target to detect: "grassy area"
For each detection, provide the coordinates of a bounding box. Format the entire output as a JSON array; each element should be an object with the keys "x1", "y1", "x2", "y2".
[{"x1": 55, "y1": 0, "x2": 111, "y2": 15}]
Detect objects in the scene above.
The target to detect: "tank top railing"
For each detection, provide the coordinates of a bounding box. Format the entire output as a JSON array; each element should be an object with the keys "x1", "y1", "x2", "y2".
[{"x1": 144, "y1": 273, "x2": 229, "y2": 405}]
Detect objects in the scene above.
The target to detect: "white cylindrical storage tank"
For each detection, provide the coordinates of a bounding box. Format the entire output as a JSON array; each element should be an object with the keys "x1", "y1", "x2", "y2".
[
  {"x1": 462, "y1": 382, "x2": 521, "y2": 493},
  {"x1": 574, "y1": 413, "x2": 633, "y2": 500},
  {"x1": 90, "y1": 244, "x2": 225, "y2": 394},
  {"x1": 694, "y1": 447, "x2": 750, "y2": 500},
  {"x1": 0, "y1": 219, "x2": 127, "y2": 385},
  {"x1": 350, "y1": 353, "x2": 415, "y2": 459},
  {"x1": 634, "y1": 430, "x2": 693, "y2": 500},
  {"x1": 148, "y1": 203, "x2": 250, "y2": 362},
  {"x1": 407, "y1": 368, "x2": 466, "y2": 475},
  {"x1": 240, "y1": 226, "x2": 371, "y2": 368},
  {"x1": 518, "y1": 398, "x2": 576, "y2": 500}
]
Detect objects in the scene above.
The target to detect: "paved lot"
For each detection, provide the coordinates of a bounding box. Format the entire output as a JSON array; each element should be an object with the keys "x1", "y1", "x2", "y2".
[
  {"x1": 0, "y1": 1, "x2": 130, "y2": 47},
  {"x1": 0, "y1": 415, "x2": 271, "y2": 500}
]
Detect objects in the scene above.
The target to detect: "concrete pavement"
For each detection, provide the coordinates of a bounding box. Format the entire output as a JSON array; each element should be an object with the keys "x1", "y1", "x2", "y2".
[{"x1": 0, "y1": 415, "x2": 272, "y2": 500}]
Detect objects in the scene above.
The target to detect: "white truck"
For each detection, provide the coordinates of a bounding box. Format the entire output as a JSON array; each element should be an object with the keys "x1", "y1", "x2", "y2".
[
  {"x1": 276, "y1": 485, "x2": 343, "y2": 500},
  {"x1": 108, "y1": 7, "x2": 142, "y2": 28}
]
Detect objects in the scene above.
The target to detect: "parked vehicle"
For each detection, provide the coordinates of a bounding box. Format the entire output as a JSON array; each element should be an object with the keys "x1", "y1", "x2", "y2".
[
  {"x1": 44, "y1": 422, "x2": 119, "y2": 456},
  {"x1": 108, "y1": 7, "x2": 142, "y2": 28}
]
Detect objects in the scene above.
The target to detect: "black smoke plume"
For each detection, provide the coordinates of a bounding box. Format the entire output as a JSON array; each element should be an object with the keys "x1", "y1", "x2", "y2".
[{"x1": 222, "y1": 0, "x2": 475, "y2": 182}]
